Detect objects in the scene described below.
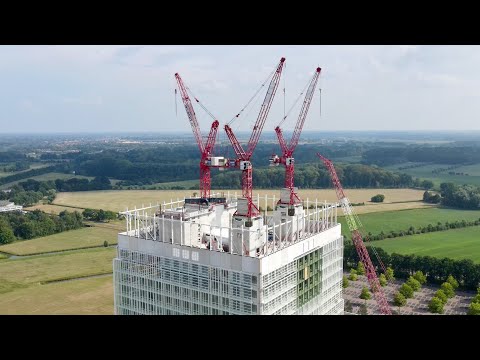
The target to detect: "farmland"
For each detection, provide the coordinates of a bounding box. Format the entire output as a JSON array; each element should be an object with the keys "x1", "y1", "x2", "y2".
[
  {"x1": 338, "y1": 207, "x2": 480, "y2": 238},
  {"x1": 371, "y1": 226, "x2": 480, "y2": 263},
  {"x1": 384, "y1": 162, "x2": 480, "y2": 187},
  {"x1": 53, "y1": 188, "x2": 426, "y2": 213}
]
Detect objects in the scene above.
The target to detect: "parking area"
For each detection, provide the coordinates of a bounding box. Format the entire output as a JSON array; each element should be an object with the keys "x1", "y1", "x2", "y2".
[{"x1": 343, "y1": 272, "x2": 475, "y2": 315}]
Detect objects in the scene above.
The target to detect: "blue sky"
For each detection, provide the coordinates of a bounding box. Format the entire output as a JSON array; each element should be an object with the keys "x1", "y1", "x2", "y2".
[{"x1": 0, "y1": 45, "x2": 478, "y2": 133}]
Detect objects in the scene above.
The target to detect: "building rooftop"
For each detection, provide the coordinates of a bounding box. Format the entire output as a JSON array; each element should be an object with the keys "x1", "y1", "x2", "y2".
[{"x1": 119, "y1": 192, "x2": 339, "y2": 259}]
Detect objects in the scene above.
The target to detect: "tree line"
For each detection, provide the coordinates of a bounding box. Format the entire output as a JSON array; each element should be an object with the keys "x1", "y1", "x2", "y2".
[
  {"x1": 362, "y1": 145, "x2": 480, "y2": 166},
  {"x1": 211, "y1": 163, "x2": 414, "y2": 189},
  {"x1": 0, "y1": 210, "x2": 84, "y2": 244},
  {"x1": 343, "y1": 243, "x2": 480, "y2": 290},
  {"x1": 0, "y1": 165, "x2": 57, "y2": 186},
  {"x1": 440, "y1": 183, "x2": 480, "y2": 209},
  {"x1": 0, "y1": 177, "x2": 112, "y2": 207}
]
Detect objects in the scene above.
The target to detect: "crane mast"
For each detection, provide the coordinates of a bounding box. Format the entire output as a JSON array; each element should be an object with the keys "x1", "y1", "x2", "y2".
[
  {"x1": 175, "y1": 73, "x2": 219, "y2": 199},
  {"x1": 272, "y1": 67, "x2": 321, "y2": 207},
  {"x1": 316, "y1": 153, "x2": 392, "y2": 315},
  {"x1": 225, "y1": 57, "x2": 286, "y2": 219}
]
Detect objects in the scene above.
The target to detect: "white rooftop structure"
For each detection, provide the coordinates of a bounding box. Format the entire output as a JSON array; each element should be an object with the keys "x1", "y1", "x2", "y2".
[
  {"x1": 0, "y1": 201, "x2": 23, "y2": 213},
  {"x1": 113, "y1": 190, "x2": 344, "y2": 315}
]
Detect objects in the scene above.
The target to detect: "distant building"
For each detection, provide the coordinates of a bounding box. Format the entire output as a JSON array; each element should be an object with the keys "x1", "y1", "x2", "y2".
[{"x1": 0, "y1": 201, "x2": 23, "y2": 213}]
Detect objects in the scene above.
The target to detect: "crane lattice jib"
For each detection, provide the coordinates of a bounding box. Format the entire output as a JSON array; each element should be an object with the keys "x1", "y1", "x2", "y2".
[
  {"x1": 175, "y1": 73, "x2": 204, "y2": 155},
  {"x1": 224, "y1": 125, "x2": 247, "y2": 160},
  {"x1": 287, "y1": 67, "x2": 321, "y2": 154},
  {"x1": 275, "y1": 126, "x2": 288, "y2": 156},
  {"x1": 204, "y1": 120, "x2": 219, "y2": 159},
  {"x1": 245, "y1": 57, "x2": 286, "y2": 158},
  {"x1": 316, "y1": 152, "x2": 392, "y2": 315}
]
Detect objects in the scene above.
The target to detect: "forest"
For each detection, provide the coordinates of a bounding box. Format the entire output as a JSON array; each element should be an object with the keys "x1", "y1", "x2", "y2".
[{"x1": 0, "y1": 210, "x2": 84, "y2": 244}]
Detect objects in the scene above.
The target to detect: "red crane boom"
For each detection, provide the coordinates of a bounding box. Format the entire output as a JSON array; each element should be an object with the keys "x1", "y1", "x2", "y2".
[
  {"x1": 273, "y1": 67, "x2": 321, "y2": 205},
  {"x1": 175, "y1": 73, "x2": 219, "y2": 199},
  {"x1": 316, "y1": 153, "x2": 392, "y2": 315},
  {"x1": 225, "y1": 57, "x2": 286, "y2": 218}
]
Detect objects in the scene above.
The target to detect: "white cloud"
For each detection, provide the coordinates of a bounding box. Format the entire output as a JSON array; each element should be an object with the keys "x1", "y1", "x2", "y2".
[{"x1": 2, "y1": 45, "x2": 480, "y2": 132}]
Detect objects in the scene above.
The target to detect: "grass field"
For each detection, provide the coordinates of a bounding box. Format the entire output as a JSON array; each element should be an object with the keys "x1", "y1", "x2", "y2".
[
  {"x1": 371, "y1": 226, "x2": 480, "y2": 263},
  {"x1": 0, "y1": 172, "x2": 94, "y2": 189},
  {"x1": 25, "y1": 204, "x2": 86, "y2": 214},
  {"x1": 53, "y1": 188, "x2": 425, "y2": 213},
  {"x1": 0, "y1": 247, "x2": 115, "y2": 288},
  {"x1": 0, "y1": 227, "x2": 119, "y2": 256},
  {"x1": 338, "y1": 207, "x2": 480, "y2": 238},
  {"x1": 384, "y1": 162, "x2": 480, "y2": 187},
  {"x1": 146, "y1": 179, "x2": 198, "y2": 190},
  {"x1": 0, "y1": 275, "x2": 113, "y2": 315}
]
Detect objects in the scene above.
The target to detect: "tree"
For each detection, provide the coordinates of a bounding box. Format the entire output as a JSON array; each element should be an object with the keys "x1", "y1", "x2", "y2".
[
  {"x1": 379, "y1": 273, "x2": 387, "y2": 287},
  {"x1": 356, "y1": 261, "x2": 366, "y2": 276},
  {"x1": 399, "y1": 283, "x2": 414, "y2": 299},
  {"x1": 393, "y1": 292, "x2": 407, "y2": 307},
  {"x1": 359, "y1": 286, "x2": 371, "y2": 300},
  {"x1": 413, "y1": 271, "x2": 427, "y2": 285},
  {"x1": 441, "y1": 282, "x2": 455, "y2": 298},
  {"x1": 435, "y1": 289, "x2": 448, "y2": 304},
  {"x1": 358, "y1": 303, "x2": 368, "y2": 315},
  {"x1": 371, "y1": 194, "x2": 385, "y2": 203},
  {"x1": 471, "y1": 294, "x2": 480, "y2": 304},
  {"x1": 428, "y1": 297, "x2": 445, "y2": 314},
  {"x1": 0, "y1": 218, "x2": 15, "y2": 244},
  {"x1": 406, "y1": 276, "x2": 421, "y2": 292},
  {"x1": 446, "y1": 275, "x2": 459, "y2": 290},
  {"x1": 103, "y1": 240, "x2": 109, "y2": 247},
  {"x1": 385, "y1": 267, "x2": 395, "y2": 281},
  {"x1": 342, "y1": 275, "x2": 349, "y2": 288},
  {"x1": 348, "y1": 269, "x2": 358, "y2": 281},
  {"x1": 468, "y1": 302, "x2": 480, "y2": 315},
  {"x1": 421, "y1": 180, "x2": 434, "y2": 190}
]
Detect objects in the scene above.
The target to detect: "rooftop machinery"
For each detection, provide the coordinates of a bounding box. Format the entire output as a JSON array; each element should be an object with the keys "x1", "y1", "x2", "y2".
[
  {"x1": 270, "y1": 67, "x2": 321, "y2": 215},
  {"x1": 224, "y1": 57, "x2": 286, "y2": 224}
]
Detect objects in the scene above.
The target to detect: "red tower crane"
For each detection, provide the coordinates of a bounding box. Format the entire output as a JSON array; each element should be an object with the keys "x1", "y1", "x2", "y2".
[
  {"x1": 271, "y1": 67, "x2": 321, "y2": 208},
  {"x1": 224, "y1": 57, "x2": 286, "y2": 219},
  {"x1": 175, "y1": 73, "x2": 219, "y2": 199},
  {"x1": 316, "y1": 153, "x2": 392, "y2": 315}
]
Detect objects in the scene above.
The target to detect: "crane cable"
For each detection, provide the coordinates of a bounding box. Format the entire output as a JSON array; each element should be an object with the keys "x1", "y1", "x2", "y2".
[
  {"x1": 175, "y1": 88, "x2": 178, "y2": 119},
  {"x1": 277, "y1": 73, "x2": 312, "y2": 128},
  {"x1": 185, "y1": 86, "x2": 217, "y2": 121},
  {"x1": 227, "y1": 66, "x2": 277, "y2": 126},
  {"x1": 283, "y1": 62, "x2": 286, "y2": 122}
]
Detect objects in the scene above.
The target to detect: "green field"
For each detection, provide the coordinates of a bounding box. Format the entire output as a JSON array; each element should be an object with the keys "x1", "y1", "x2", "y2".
[
  {"x1": 371, "y1": 226, "x2": 480, "y2": 263},
  {"x1": 0, "y1": 172, "x2": 94, "y2": 189},
  {"x1": 0, "y1": 247, "x2": 115, "y2": 288},
  {"x1": 0, "y1": 227, "x2": 119, "y2": 256},
  {"x1": 338, "y1": 207, "x2": 480, "y2": 238},
  {"x1": 0, "y1": 275, "x2": 113, "y2": 315},
  {"x1": 384, "y1": 162, "x2": 480, "y2": 187}
]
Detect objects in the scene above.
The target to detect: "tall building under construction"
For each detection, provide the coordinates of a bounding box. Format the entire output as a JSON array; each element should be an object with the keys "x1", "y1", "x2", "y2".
[{"x1": 113, "y1": 191, "x2": 344, "y2": 315}]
